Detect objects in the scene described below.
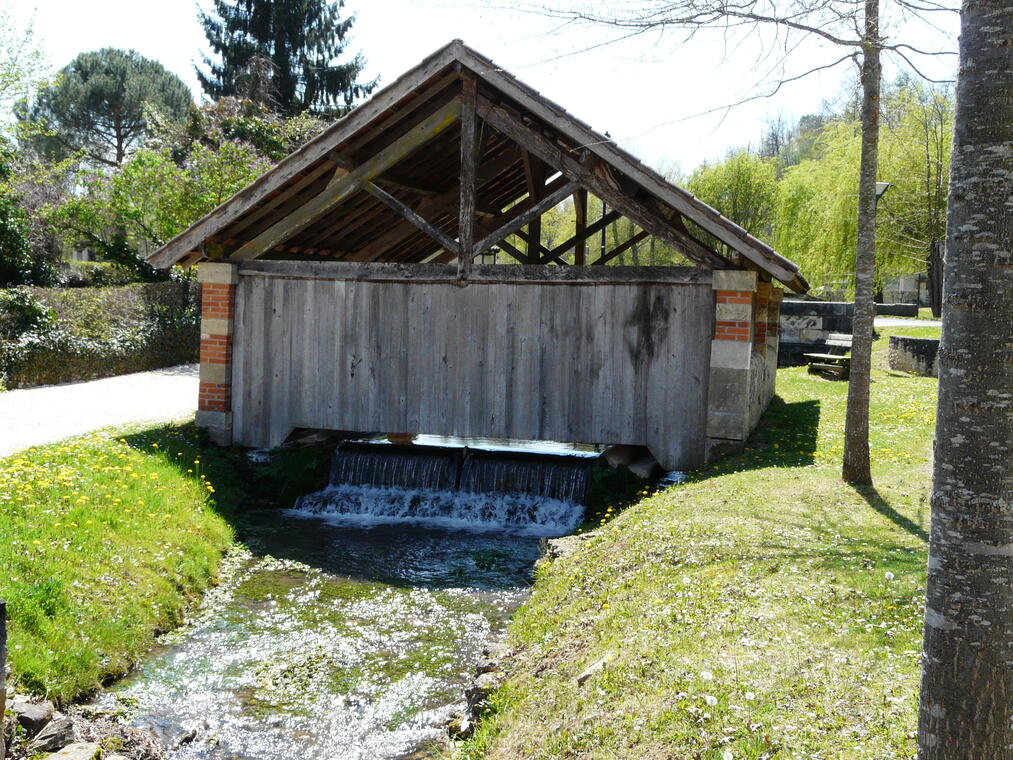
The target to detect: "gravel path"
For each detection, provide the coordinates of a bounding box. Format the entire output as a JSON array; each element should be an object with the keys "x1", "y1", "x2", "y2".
[
  {"x1": 875, "y1": 317, "x2": 941, "y2": 328},
  {"x1": 0, "y1": 364, "x2": 199, "y2": 459}
]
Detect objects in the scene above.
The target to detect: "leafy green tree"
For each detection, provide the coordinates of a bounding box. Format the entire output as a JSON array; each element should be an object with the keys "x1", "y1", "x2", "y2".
[
  {"x1": 52, "y1": 142, "x2": 268, "y2": 277},
  {"x1": 20, "y1": 48, "x2": 192, "y2": 167},
  {"x1": 197, "y1": 0, "x2": 377, "y2": 116},
  {"x1": 0, "y1": 142, "x2": 56, "y2": 286},
  {"x1": 687, "y1": 151, "x2": 777, "y2": 240}
]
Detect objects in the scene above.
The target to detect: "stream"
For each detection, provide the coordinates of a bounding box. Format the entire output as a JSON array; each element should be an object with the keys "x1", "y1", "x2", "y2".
[{"x1": 96, "y1": 440, "x2": 594, "y2": 760}]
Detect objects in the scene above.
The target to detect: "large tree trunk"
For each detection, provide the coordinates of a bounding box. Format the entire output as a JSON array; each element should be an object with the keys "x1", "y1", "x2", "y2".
[
  {"x1": 917, "y1": 0, "x2": 1013, "y2": 755},
  {"x1": 841, "y1": 0, "x2": 882, "y2": 485}
]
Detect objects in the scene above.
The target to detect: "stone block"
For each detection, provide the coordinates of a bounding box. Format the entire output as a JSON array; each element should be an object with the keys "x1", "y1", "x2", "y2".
[
  {"x1": 197, "y1": 262, "x2": 239, "y2": 284},
  {"x1": 28, "y1": 715, "x2": 74, "y2": 753},
  {"x1": 712, "y1": 269, "x2": 757, "y2": 292},
  {"x1": 196, "y1": 410, "x2": 233, "y2": 445},
  {"x1": 888, "y1": 336, "x2": 939, "y2": 376},
  {"x1": 715, "y1": 302, "x2": 753, "y2": 323},
  {"x1": 200, "y1": 317, "x2": 233, "y2": 336},
  {"x1": 11, "y1": 699, "x2": 54, "y2": 736},
  {"x1": 46, "y1": 743, "x2": 103, "y2": 760},
  {"x1": 707, "y1": 367, "x2": 749, "y2": 414},
  {"x1": 199, "y1": 362, "x2": 231, "y2": 384},
  {"x1": 707, "y1": 410, "x2": 748, "y2": 440},
  {"x1": 710, "y1": 339, "x2": 752, "y2": 370}
]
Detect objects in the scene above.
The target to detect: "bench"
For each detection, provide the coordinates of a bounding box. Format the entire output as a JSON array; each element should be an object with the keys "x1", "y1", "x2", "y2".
[{"x1": 804, "y1": 333, "x2": 852, "y2": 379}]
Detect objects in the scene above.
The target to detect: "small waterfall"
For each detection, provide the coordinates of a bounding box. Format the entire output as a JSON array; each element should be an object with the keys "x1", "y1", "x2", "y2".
[
  {"x1": 290, "y1": 442, "x2": 592, "y2": 537},
  {"x1": 460, "y1": 451, "x2": 592, "y2": 503},
  {"x1": 329, "y1": 443, "x2": 460, "y2": 490}
]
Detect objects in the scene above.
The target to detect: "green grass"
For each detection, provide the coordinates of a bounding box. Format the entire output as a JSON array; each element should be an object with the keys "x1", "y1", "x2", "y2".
[
  {"x1": 0, "y1": 426, "x2": 234, "y2": 703},
  {"x1": 453, "y1": 329, "x2": 937, "y2": 760}
]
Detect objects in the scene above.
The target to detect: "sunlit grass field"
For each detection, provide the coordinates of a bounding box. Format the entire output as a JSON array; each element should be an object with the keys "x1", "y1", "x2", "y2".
[
  {"x1": 455, "y1": 328, "x2": 938, "y2": 760},
  {"x1": 0, "y1": 427, "x2": 233, "y2": 703}
]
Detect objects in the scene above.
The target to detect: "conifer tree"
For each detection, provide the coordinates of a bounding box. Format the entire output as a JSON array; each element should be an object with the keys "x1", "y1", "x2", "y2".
[{"x1": 197, "y1": 0, "x2": 377, "y2": 116}]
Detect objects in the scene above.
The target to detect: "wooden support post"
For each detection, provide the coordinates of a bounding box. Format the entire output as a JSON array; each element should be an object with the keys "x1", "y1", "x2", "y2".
[
  {"x1": 521, "y1": 150, "x2": 547, "y2": 263},
  {"x1": 458, "y1": 80, "x2": 479, "y2": 280},
  {"x1": 574, "y1": 188, "x2": 587, "y2": 265}
]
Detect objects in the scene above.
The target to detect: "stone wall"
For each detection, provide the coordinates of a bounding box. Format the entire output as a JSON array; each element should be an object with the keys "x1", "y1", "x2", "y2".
[
  {"x1": 778, "y1": 300, "x2": 853, "y2": 366},
  {"x1": 888, "y1": 336, "x2": 940, "y2": 376}
]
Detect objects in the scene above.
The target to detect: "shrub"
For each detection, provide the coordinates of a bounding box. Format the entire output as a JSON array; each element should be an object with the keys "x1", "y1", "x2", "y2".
[
  {"x1": 0, "y1": 281, "x2": 200, "y2": 387},
  {"x1": 62, "y1": 260, "x2": 144, "y2": 288},
  {"x1": 0, "y1": 286, "x2": 55, "y2": 341}
]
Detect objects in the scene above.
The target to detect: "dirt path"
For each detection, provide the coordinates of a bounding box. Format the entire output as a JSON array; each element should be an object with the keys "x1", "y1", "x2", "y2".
[{"x1": 0, "y1": 364, "x2": 199, "y2": 458}]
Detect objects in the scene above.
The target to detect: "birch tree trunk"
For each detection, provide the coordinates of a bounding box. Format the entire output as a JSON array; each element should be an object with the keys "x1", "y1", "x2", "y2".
[
  {"x1": 841, "y1": 0, "x2": 882, "y2": 485},
  {"x1": 917, "y1": 0, "x2": 1013, "y2": 755}
]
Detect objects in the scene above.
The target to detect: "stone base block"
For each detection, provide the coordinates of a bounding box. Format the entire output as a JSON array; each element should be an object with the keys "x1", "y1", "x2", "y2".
[{"x1": 196, "y1": 410, "x2": 233, "y2": 446}]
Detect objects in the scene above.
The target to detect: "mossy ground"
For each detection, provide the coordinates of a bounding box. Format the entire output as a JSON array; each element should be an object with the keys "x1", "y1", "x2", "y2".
[{"x1": 452, "y1": 327, "x2": 938, "y2": 760}]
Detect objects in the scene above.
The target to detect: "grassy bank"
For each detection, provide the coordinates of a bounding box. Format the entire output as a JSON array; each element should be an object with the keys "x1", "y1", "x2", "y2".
[
  {"x1": 0, "y1": 427, "x2": 233, "y2": 703},
  {"x1": 455, "y1": 329, "x2": 937, "y2": 759}
]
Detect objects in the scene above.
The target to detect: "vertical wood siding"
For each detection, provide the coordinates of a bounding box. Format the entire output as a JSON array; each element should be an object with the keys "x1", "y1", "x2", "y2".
[{"x1": 231, "y1": 263, "x2": 714, "y2": 469}]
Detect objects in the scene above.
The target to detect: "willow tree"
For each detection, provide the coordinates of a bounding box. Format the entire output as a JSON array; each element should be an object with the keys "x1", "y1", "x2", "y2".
[
  {"x1": 511, "y1": 0, "x2": 957, "y2": 484},
  {"x1": 917, "y1": 0, "x2": 1013, "y2": 753},
  {"x1": 772, "y1": 83, "x2": 953, "y2": 297}
]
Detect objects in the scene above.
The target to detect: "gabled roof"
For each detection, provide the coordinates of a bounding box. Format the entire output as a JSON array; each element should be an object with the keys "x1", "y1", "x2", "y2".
[{"x1": 148, "y1": 40, "x2": 807, "y2": 293}]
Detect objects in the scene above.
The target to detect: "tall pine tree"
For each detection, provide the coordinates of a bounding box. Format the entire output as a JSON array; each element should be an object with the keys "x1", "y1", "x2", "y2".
[{"x1": 197, "y1": 0, "x2": 377, "y2": 116}]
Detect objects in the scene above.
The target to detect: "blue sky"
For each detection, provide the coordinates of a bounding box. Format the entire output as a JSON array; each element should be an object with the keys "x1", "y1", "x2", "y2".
[{"x1": 10, "y1": 0, "x2": 957, "y2": 172}]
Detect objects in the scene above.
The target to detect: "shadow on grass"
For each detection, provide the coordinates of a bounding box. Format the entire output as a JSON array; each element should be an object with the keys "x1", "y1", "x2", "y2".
[
  {"x1": 852, "y1": 484, "x2": 929, "y2": 543},
  {"x1": 683, "y1": 396, "x2": 821, "y2": 486}
]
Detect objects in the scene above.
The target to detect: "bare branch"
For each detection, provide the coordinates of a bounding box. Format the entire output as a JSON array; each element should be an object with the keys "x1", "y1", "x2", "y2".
[{"x1": 625, "y1": 50, "x2": 857, "y2": 140}]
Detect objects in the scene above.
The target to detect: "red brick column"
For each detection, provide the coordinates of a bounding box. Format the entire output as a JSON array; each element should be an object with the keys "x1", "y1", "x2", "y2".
[{"x1": 195, "y1": 263, "x2": 238, "y2": 444}]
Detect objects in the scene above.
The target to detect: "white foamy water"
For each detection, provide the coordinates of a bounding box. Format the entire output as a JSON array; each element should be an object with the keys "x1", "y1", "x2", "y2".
[{"x1": 289, "y1": 483, "x2": 584, "y2": 537}]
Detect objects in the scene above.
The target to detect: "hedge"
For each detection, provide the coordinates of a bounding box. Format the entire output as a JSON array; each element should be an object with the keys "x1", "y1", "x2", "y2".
[{"x1": 0, "y1": 281, "x2": 200, "y2": 388}]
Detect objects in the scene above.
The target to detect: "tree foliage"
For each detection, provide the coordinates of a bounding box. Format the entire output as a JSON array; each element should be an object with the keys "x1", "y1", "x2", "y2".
[
  {"x1": 197, "y1": 0, "x2": 377, "y2": 116},
  {"x1": 687, "y1": 151, "x2": 778, "y2": 239},
  {"x1": 0, "y1": 7, "x2": 49, "y2": 115},
  {"x1": 48, "y1": 99, "x2": 327, "y2": 277},
  {"x1": 20, "y1": 48, "x2": 192, "y2": 167}
]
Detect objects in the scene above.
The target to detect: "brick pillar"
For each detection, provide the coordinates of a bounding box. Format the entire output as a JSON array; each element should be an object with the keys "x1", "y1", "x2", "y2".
[
  {"x1": 707, "y1": 269, "x2": 758, "y2": 455},
  {"x1": 195, "y1": 262, "x2": 238, "y2": 445}
]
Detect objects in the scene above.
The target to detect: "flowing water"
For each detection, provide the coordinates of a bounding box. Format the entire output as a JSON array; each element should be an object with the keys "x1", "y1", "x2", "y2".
[{"x1": 98, "y1": 442, "x2": 592, "y2": 759}]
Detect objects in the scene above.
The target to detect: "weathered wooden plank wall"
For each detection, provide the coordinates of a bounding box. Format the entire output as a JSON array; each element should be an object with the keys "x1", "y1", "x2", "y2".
[{"x1": 231, "y1": 261, "x2": 714, "y2": 469}]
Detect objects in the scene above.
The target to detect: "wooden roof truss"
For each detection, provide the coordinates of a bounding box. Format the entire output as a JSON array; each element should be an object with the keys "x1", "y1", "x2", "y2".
[{"x1": 149, "y1": 41, "x2": 808, "y2": 293}]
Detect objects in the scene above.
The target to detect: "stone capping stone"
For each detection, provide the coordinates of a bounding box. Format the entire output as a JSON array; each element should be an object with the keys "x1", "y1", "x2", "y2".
[
  {"x1": 197, "y1": 261, "x2": 240, "y2": 284},
  {"x1": 711, "y1": 269, "x2": 758, "y2": 292}
]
